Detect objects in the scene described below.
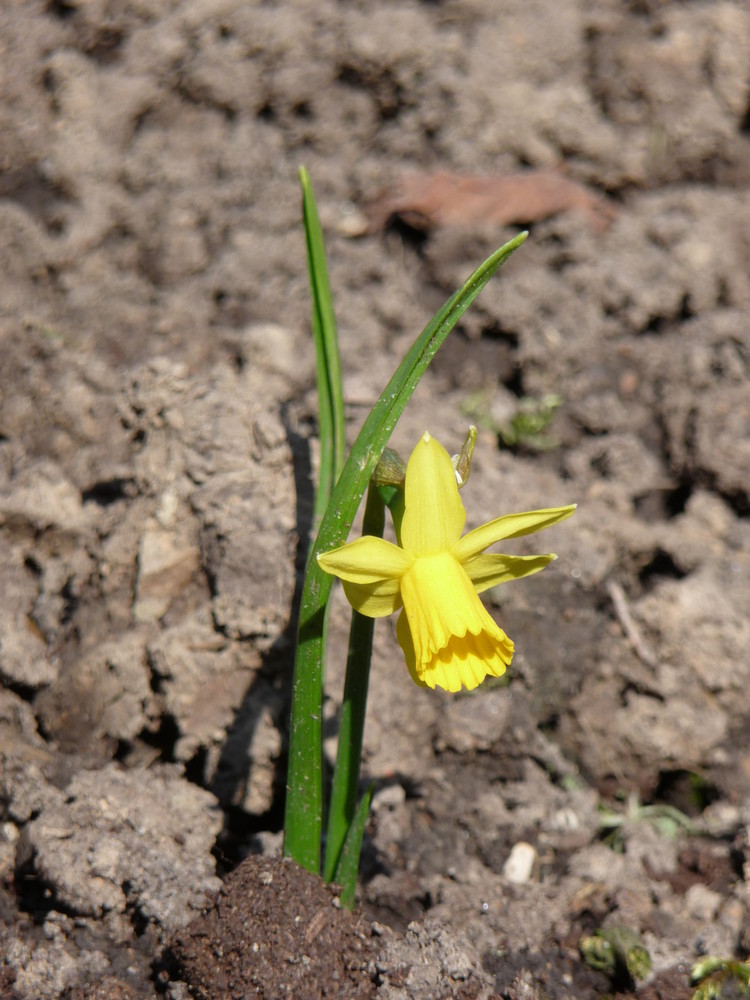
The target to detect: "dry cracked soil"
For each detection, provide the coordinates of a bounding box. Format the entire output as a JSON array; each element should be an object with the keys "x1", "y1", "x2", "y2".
[{"x1": 1, "y1": 0, "x2": 750, "y2": 998}]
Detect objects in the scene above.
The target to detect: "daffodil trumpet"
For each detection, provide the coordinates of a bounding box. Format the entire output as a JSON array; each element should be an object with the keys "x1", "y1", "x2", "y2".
[{"x1": 318, "y1": 432, "x2": 575, "y2": 693}]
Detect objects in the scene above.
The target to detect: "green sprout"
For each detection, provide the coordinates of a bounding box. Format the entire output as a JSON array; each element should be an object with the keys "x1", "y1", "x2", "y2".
[
  {"x1": 691, "y1": 956, "x2": 750, "y2": 999},
  {"x1": 597, "y1": 791, "x2": 698, "y2": 852},
  {"x1": 580, "y1": 926, "x2": 652, "y2": 984},
  {"x1": 462, "y1": 389, "x2": 563, "y2": 451}
]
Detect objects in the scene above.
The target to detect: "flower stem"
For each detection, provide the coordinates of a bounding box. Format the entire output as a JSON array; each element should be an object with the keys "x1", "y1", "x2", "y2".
[{"x1": 323, "y1": 485, "x2": 384, "y2": 884}]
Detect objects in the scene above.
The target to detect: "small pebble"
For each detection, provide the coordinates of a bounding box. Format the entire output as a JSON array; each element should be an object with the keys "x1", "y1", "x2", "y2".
[{"x1": 503, "y1": 842, "x2": 537, "y2": 884}]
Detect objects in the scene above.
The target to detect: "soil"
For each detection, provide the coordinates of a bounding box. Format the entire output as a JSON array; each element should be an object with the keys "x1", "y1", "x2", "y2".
[{"x1": 1, "y1": 0, "x2": 749, "y2": 998}]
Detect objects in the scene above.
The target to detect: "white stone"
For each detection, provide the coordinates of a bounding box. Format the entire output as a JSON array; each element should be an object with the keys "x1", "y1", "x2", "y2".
[{"x1": 503, "y1": 841, "x2": 537, "y2": 884}]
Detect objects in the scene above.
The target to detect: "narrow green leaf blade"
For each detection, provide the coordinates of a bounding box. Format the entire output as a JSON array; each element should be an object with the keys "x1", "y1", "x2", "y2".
[
  {"x1": 318, "y1": 230, "x2": 528, "y2": 551},
  {"x1": 300, "y1": 166, "x2": 346, "y2": 523},
  {"x1": 334, "y1": 784, "x2": 374, "y2": 911}
]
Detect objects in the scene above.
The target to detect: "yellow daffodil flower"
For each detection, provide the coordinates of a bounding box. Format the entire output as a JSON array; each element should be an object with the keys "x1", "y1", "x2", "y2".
[{"x1": 318, "y1": 432, "x2": 576, "y2": 692}]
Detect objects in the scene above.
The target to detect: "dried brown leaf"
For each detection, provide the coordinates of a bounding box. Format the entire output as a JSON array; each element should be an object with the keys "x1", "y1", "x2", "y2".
[{"x1": 365, "y1": 169, "x2": 617, "y2": 235}]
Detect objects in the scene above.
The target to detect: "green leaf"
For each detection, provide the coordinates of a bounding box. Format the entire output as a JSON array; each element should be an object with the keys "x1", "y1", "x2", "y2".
[
  {"x1": 334, "y1": 784, "x2": 374, "y2": 911},
  {"x1": 300, "y1": 166, "x2": 346, "y2": 529}
]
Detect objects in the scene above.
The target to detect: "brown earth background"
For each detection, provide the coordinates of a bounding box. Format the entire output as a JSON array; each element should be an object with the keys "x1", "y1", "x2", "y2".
[{"x1": 1, "y1": 0, "x2": 750, "y2": 998}]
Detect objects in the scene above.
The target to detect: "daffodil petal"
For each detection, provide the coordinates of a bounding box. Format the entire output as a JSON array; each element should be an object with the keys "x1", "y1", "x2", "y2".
[
  {"x1": 397, "y1": 552, "x2": 513, "y2": 692},
  {"x1": 342, "y1": 578, "x2": 403, "y2": 618},
  {"x1": 398, "y1": 606, "x2": 511, "y2": 692},
  {"x1": 401, "y1": 552, "x2": 484, "y2": 657},
  {"x1": 462, "y1": 552, "x2": 557, "y2": 594},
  {"x1": 396, "y1": 610, "x2": 428, "y2": 687},
  {"x1": 400, "y1": 433, "x2": 466, "y2": 555},
  {"x1": 317, "y1": 535, "x2": 413, "y2": 584},
  {"x1": 452, "y1": 505, "x2": 576, "y2": 563},
  {"x1": 432, "y1": 629, "x2": 508, "y2": 691}
]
